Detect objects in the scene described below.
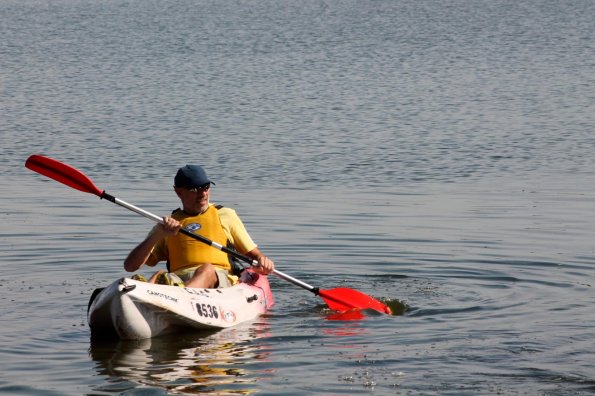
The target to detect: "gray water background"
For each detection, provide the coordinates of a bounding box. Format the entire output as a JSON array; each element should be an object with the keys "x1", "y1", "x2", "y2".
[{"x1": 1, "y1": 0, "x2": 594, "y2": 394}]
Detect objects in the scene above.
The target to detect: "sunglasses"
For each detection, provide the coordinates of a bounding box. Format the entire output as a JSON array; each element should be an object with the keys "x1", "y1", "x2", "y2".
[{"x1": 184, "y1": 183, "x2": 211, "y2": 193}]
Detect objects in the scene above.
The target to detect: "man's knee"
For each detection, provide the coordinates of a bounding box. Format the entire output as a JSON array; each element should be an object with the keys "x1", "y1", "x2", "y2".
[{"x1": 189, "y1": 263, "x2": 218, "y2": 288}]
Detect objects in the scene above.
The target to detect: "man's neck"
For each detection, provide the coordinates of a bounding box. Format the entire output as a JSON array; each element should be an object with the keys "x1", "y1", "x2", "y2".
[{"x1": 182, "y1": 205, "x2": 209, "y2": 216}]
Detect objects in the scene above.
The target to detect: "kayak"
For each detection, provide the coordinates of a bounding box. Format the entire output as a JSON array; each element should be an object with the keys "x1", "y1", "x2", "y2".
[{"x1": 88, "y1": 269, "x2": 274, "y2": 340}]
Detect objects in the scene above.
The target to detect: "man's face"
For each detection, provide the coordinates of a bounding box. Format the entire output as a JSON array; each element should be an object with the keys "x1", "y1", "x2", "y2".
[{"x1": 175, "y1": 184, "x2": 211, "y2": 215}]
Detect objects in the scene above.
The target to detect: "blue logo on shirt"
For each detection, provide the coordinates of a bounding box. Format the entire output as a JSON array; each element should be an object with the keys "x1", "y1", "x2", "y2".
[{"x1": 186, "y1": 223, "x2": 202, "y2": 232}]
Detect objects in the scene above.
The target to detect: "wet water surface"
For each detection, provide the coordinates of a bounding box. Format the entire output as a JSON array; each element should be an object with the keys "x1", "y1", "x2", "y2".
[{"x1": 2, "y1": 0, "x2": 594, "y2": 394}]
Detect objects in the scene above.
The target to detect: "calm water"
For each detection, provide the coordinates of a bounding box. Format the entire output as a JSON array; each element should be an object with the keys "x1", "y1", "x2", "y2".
[{"x1": 1, "y1": 0, "x2": 595, "y2": 394}]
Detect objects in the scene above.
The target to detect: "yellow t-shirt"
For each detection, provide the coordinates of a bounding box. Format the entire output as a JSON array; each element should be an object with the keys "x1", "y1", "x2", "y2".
[{"x1": 146, "y1": 204, "x2": 256, "y2": 272}]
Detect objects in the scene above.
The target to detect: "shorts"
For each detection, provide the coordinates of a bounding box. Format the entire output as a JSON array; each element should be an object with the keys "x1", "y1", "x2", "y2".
[{"x1": 174, "y1": 266, "x2": 238, "y2": 288}]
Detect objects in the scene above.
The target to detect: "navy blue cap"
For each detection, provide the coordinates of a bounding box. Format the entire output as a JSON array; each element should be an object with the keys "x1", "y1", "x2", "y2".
[{"x1": 174, "y1": 165, "x2": 214, "y2": 188}]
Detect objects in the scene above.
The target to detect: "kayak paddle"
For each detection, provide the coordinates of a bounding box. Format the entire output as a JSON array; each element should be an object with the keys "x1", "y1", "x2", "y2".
[{"x1": 25, "y1": 154, "x2": 392, "y2": 314}]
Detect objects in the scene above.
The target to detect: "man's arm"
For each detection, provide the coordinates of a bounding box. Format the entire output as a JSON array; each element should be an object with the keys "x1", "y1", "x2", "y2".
[{"x1": 123, "y1": 217, "x2": 181, "y2": 272}]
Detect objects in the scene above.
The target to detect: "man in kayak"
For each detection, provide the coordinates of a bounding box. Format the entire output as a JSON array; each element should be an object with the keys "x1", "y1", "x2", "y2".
[{"x1": 123, "y1": 164, "x2": 275, "y2": 288}]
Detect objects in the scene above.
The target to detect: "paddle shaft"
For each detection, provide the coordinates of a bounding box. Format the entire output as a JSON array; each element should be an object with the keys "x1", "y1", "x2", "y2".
[{"x1": 100, "y1": 192, "x2": 319, "y2": 294}]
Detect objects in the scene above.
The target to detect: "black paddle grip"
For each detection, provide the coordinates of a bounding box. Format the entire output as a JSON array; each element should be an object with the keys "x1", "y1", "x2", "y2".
[{"x1": 100, "y1": 191, "x2": 116, "y2": 203}]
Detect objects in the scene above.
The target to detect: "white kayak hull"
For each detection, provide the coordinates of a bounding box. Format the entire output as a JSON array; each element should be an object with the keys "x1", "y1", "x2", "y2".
[{"x1": 88, "y1": 270, "x2": 274, "y2": 339}]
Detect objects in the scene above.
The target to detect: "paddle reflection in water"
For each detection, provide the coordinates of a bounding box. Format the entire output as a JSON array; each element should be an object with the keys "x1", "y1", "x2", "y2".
[
  {"x1": 322, "y1": 314, "x2": 368, "y2": 338},
  {"x1": 89, "y1": 320, "x2": 272, "y2": 395}
]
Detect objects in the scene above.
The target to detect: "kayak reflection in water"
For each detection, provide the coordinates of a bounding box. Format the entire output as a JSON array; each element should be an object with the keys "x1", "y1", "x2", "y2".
[
  {"x1": 90, "y1": 323, "x2": 272, "y2": 394},
  {"x1": 123, "y1": 164, "x2": 275, "y2": 288}
]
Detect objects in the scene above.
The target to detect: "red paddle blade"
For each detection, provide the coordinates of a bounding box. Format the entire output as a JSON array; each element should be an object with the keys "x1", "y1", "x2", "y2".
[
  {"x1": 25, "y1": 154, "x2": 103, "y2": 197},
  {"x1": 319, "y1": 287, "x2": 392, "y2": 314}
]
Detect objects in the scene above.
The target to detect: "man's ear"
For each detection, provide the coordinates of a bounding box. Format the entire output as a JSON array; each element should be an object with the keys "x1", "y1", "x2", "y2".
[{"x1": 174, "y1": 187, "x2": 183, "y2": 199}]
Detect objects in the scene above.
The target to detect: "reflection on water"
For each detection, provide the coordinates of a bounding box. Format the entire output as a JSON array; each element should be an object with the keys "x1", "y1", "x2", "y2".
[
  {"x1": 322, "y1": 314, "x2": 368, "y2": 338},
  {"x1": 89, "y1": 321, "x2": 272, "y2": 395}
]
